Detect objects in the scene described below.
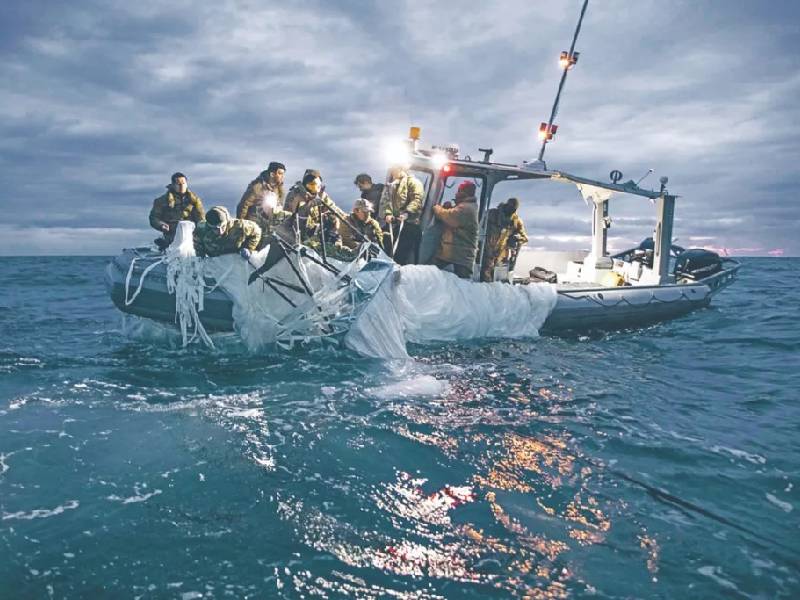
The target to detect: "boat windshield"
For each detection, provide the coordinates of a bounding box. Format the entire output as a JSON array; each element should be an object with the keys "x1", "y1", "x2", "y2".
[
  {"x1": 409, "y1": 167, "x2": 433, "y2": 200},
  {"x1": 437, "y1": 174, "x2": 486, "y2": 208}
]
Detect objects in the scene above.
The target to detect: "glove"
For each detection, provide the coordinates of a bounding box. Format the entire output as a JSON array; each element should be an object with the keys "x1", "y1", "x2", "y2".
[{"x1": 240, "y1": 248, "x2": 252, "y2": 260}]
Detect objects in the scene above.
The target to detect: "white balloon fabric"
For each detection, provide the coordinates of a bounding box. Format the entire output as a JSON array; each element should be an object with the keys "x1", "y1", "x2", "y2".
[
  {"x1": 141, "y1": 223, "x2": 557, "y2": 358},
  {"x1": 345, "y1": 265, "x2": 557, "y2": 359}
]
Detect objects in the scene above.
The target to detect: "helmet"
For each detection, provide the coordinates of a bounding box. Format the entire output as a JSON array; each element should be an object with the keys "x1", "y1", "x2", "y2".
[
  {"x1": 206, "y1": 206, "x2": 230, "y2": 227},
  {"x1": 353, "y1": 198, "x2": 373, "y2": 213}
]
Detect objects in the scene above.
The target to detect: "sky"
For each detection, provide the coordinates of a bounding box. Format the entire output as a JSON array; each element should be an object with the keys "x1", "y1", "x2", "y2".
[{"x1": 1, "y1": 0, "x2": 798, "y2": 256}]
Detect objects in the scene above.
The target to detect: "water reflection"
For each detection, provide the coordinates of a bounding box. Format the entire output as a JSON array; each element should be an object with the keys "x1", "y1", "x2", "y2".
[{"x1": 270, "y1": 361, "x2": 633, "y2": 597}]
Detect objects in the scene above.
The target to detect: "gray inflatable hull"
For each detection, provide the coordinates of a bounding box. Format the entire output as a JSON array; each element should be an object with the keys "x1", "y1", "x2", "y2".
[
  {"x1": 541, "y1": 263, "x2": 740, "y2": 333},
  {"x1": 105, "y1": 248, "x2": 234, "y2": 332},
  {"x1": 105, "y1": 248, "x2": 740, "y2": 335}
]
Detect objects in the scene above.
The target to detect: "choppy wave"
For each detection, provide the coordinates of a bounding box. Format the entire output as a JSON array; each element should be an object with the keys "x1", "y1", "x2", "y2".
[{"x1": 1, "y1": 257, "x2": 799, "y2": 598}]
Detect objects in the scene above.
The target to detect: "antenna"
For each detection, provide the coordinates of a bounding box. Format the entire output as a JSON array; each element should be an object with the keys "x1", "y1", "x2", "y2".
[
  {"x1": 636, "y1": 169, "x2": 654, "y2": 186},
  {"x1": 537, "y1": 0, "x2": 590, "y2": 162}
]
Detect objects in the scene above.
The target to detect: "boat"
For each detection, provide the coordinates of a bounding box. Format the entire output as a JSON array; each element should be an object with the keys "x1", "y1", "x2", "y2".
[
  {"x1": 104, "y1": 0, "x2": 740, "y2": 347},
  {"x1": 105, "y1": 144, "x2": 740, "y2": 342}
]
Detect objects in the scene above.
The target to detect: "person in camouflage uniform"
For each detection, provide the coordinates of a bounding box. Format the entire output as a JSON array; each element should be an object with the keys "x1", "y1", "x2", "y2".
[
  {"x1": 236, "y1": 161, "x2": 288, "y2": 240},
  {"x1": 480, "y1": 201, "x2": 511, "y2": 282},
  {"x1": 480, "y1": 198, "x2": 528, "y2": 281},
  {"x1": 193, "y1": 206, "x2": 261, "y2": 258},
  {"x1": 283, "y1": 168, "x2": 322, "y2": 214},
  {"x1": 501, "y1": 197, "x2": 529, "y2": 270},
  {"x1": 293, "y1": 173, "x2": 346, "y2": 243},
  {"x1": 338, "y1": 198, "x2": 384, "y2": 251},
  {"x1": 149, "y1": 172, "x2": 205, "y2": 250},
  {"x1": 381, "y1": 165, "x2": 425, "y2": 265}
]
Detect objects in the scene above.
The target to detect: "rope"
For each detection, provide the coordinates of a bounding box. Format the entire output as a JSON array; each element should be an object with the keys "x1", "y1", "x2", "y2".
[
  {"x1": 204, "y1": 262, "x2": 235, "y2": 293},
  {"x1": 124, "y1": 256, "x2": 165, "y2": 306},
  {"x1": 557, "y1": 285, "x2": 709, "y2": 308}
]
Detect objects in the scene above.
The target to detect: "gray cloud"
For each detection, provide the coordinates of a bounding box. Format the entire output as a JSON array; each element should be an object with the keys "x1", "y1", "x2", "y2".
[{"x1": 1, "y1": 0, "x2": 799, "y2": 255}]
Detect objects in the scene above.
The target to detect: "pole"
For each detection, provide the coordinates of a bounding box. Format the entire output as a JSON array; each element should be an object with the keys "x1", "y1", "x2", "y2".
[
  {"x1": 537, "y1": 0, "x2": 589, "y2": 162},
  {"x1": 387, "y1": 223, "x2": 395, "y2": 258},
  {"x1": 392, "y1": 220, "x2": 405, "y2": 256}
]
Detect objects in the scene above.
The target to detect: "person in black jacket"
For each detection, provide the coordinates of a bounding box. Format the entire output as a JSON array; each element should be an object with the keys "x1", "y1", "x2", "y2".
[{"x1": 354, "y1": 173, "x2": 384, "y2": 221}]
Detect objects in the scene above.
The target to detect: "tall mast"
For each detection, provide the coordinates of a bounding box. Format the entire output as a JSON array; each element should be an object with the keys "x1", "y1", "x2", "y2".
[{"x1": 537, "y1": 0, "x2": 589, "y2": 162}]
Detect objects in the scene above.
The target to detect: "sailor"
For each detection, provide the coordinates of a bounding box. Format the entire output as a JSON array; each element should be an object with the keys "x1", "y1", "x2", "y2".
[
  {"x1": 354, "y1": 173, "x2": 384, "y2": 220},
  {"x1": 338, "y1": 198, "x2": 383, "y2": 251},
  {"x1": 193, "y1": 206, "x2": 261, "y2": 258},
  {"x1": 237, "y1": 162, "x2": 286, "y2": 218},
  {"x1": 501, "y1": 197, "x2": 529, "y2": 271},
  {"x1": 480, "y1": 201, "x2": 509, "y2": 282},
  {"x1": 381, "y1": 165, "x2": 424, "y2": 265},
  {"x1": 431, "y1": 181, "x2": 479, "y2": 279},
  {"x1": 284, "y1": 168, "x2": 322, "y2": 214},
  {"x1": 149, "y1": 172, "x2": 205, "y2": 251},
  {"x1": 294, "y1": 172, "x2": 346, "y2": 243},
  {"x1": 236, "y1": 162, "x2": 290, "y2": 244}
]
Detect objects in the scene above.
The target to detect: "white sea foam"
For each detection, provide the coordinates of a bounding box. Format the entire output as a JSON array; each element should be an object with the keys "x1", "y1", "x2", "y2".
[
  {"x1": 8, "y1": 395, "x2": 34, "y2": 411},
  {"x1": 765, "y1": 493, "x2": 793, "y2": 513},
  {"x1": 697, "y1": 566, "x2": 739, "y2": 591},
  {"x1": 709, "y1": 445, "x2": 767, "y2": 465},
  {"x1": 370, "y1": 375, "x2": 450, "y2": 400},
  {"x1": 106, "y1": 485, "x2": 163, "y2": 504},
  {"x1": 105, "y1": 490, "x2": 162, "y2": 504},
  {"x1": 227, "y1": 407, "x2": 263, "y2": 418},
  {"x1": 2, "y1": 499, "x2": 79, "y2": 521}
]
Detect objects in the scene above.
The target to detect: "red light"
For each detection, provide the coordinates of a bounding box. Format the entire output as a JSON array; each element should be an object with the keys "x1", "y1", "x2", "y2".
[
  {"x1": 442, "y1": 163, "x2": 452, "y2": 174},
  {"x1": 559, "y1": 51, "x2": 579, "y2": 70},
  {"x1": 538, "y1": 122, "x2": 558, "y2": 141}
]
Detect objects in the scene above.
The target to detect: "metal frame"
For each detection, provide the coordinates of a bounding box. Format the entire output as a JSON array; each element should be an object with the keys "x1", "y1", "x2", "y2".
[{"x1": 405, "y1": 148, "x2": 675, "y2": 283}]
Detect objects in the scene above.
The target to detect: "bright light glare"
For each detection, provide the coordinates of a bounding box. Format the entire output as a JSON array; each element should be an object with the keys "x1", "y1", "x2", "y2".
[
  {"x1": 261, "y1": 191, "x2": 278, "y2": 211},
  {"x1": 383, "y1": 139, "x2": 411, "y2": 167},
  {"x1": 559, "y1": 57, "x2": 571, "y2": 69},
  {"x1": 431, "y1": 152, "x2": 448, "y2": 170}
]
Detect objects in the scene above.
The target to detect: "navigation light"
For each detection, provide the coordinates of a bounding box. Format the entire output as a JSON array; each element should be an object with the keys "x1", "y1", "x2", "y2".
[
  {"x1": 384, "y1": 139, "x2": 411, "y2": 167},
  {"x1": 538, "y1": 122, "x2": 558, "y2": 141},
  {"x1": 431, "y1": 152, "x2": 448, "y2": 170},
  {"x1": 559, "y1": 51, "x2": 580, "y2": 70}
]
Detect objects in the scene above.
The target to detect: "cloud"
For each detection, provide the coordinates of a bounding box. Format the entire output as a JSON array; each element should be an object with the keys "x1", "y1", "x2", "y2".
[{"x1": 0, "y1": 0, "x2": 799, "y2": 255}]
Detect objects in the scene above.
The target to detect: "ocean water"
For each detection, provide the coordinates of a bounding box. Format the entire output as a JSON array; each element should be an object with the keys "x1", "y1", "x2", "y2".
[{"x1": 1, "y1": 256, "x2": 798, "y2": 599}]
